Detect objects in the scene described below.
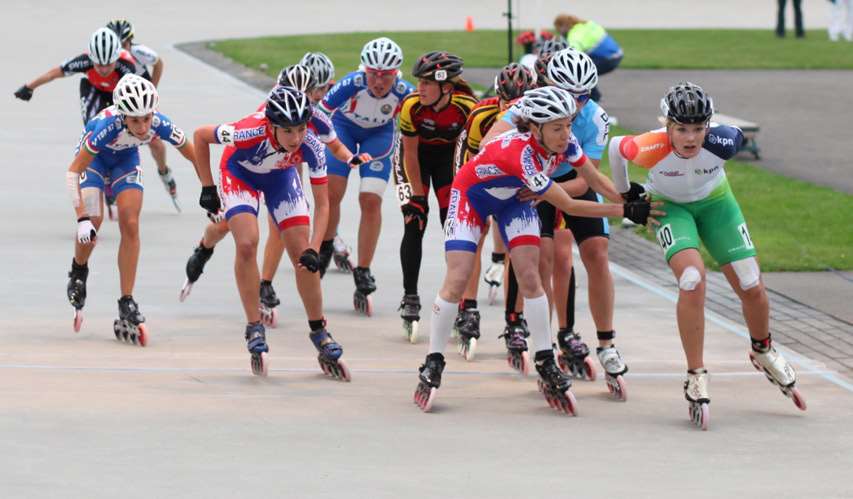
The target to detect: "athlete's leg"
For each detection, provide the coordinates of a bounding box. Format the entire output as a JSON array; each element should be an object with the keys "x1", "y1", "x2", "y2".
[
  {"x1": 358, "y1": 128, "x2": 395, "y2": 268},
  {"x1": 228, "y1": 213, "x2": 262, "y2": 322},
  {"x1": 281, "y1": 224, "x2": 324, "y2": 320},
  {"x1": 261, "y1": 210, "x2": 286, "y2": 281},
  {"x1": 552, "y1": 228, "x2": 575, "y2": 329},
  {"x1": 721, "y1": 260, "x2": 770, "y2": 342},
  {"x1": 669, "y1": 249, "x2": 706, "y2": 370},
  {"x1": 578, "y1": 236, "x2": 615, "y2": 346},
  {"x1": 115, "y1": 186, "x2": 144, "y2": 296},
  {"x1": 357, "y1": 191, "x2": 382, "y2": 267}
]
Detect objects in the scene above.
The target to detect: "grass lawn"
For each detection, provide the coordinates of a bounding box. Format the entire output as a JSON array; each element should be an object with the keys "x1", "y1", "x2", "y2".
[
  {"x1": 211, "y1": 29, "x2": 853, "y2": 76},
  {"x1": 209, "y1": 33, "x2": 853, "y2": 271},
  {"x1": 600, "y1": 127, "x2": 853, "y2": 272}
]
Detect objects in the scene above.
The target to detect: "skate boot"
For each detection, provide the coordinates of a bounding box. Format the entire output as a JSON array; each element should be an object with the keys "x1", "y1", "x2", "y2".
[
  {"x1": 159, "y1": 166, "x2": 181, "y2": 212},
  {"x1": 483, "y1": 261, "x2": 505, "y2": 305},
  {"x1": 535, "y1": 351, "x2": 578, "y2": 416},
  {"x1": 245, "y1": 322, "x2": 269, "y2": 376},
  {"x1": 318, "y1": 239, "x2": 334, "y2": 278},
  {"x1": 309, "y1": 326, "x2": 351, "y2": 382},
  {"x1": 67, "y1": 259, "x2": 88, "y2": 332},
  {"x1": 749, "y1": 344, "x2": 806, "y2": 411},
  {"x1": 398, "y1": 294, "x2": 421, "y2": 343},
  {"x1": 179, "y1": 241, "x2": 214, "y2": 302},
  {"x1": 259, "y1": 280, "x2": 280, "y2": 328},
  {"x1": 684, "y1": 368, "x2": 711, "y2": 431},
  {"x1": 499, "y1": 316, "x2": 530, "y2": 375},
  {"x1": 453, "y1": 308, "x2": 481, "y2": 361},
  {"x1": 113, "y1": 295, "x2": 148, "y2": 347},
  {"x1": 597, "y1": 345, "x2": 628, "y2": 401},
  {"x1": 332, "y1": 234, "x2": 355, "y2": 273},
  {"x1": 352, "y1": 267, "x2": 376, "y2": 316},
  {"x1": 414, "y1": 352, "x2": 445, "y2": 412},
  {"x1": 556, "y1": 329, "x2": 597, "y2": 381}
]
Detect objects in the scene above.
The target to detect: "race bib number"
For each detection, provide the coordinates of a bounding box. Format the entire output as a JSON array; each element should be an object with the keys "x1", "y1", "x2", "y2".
[
  {"x1": 396, "y1": 182, "x2": 413, "y2": 206},
  {"x1": 216, "y1": 124, "x2": 235, "y2": 145},
  {"x1": 656, "y1": 223, "x2": 674, "y2": 252},
  {"x1": 125, "y1": 167, "x2": 143, "y2": 186},
  {"x1": 738, "y1": 223, "x2": 754, "y2": 250},
  {"x1": 528, "y1": 172, "x2": 549, "y2": 191}
]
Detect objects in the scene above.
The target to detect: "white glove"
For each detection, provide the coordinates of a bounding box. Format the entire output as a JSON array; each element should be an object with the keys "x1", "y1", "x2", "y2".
[{"x1": 77, "y1": 217, "x2": 97, "y2": 244}]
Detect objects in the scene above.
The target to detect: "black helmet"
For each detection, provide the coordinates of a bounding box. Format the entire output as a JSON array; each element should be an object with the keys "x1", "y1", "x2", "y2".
[
  {"x1": 277, "y1": 64, "x2": 316, "y2": 93},
  {"x1": 106, "y1": 19, "x2": 134, "y2": 43},
  {"x1": 533, "y1": 53, "x2": 554, "y2": 87},
  {"x1": 662, "y1": 82, "x2": 714, "y2": 124},
  {"x1": 494, "y1": 63, "x2": 536, "y2": 101},
  {"x1": 412, "y1": 51, "x2": 464, "y2": 82},
  {"x1": 265, "y1": 85, "x2": 312, "y2": 128},
  {"x1": 537, "y1": 36, "x2": 569, "y2": 56}
]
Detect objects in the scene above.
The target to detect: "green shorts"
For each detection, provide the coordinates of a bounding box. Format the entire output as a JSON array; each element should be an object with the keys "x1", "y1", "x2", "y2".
[{"x1": 652, "y1": 180, "x2": 757, "y2": 265}]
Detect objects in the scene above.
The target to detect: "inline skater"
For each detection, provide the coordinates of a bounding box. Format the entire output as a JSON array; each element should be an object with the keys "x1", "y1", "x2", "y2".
[
  {"x1": 106, "y1": 18, "x2": 179, "y2": 211},
  {"x1": 395, "y1": 51, "x2": 477, "y2": 342},
  {"x1": 190, "y1": 85, "x2": 350, "y2": 381},
  {"x1": 64, "y1": 75, "x2": 196, "y2": 345},
  {"x1": 319, "y1": 37, "x2": 414, "y2": 316},
  {"x1": 413, "y1": 86, "x2": 660, "y2": 413},
  {"x1": 450, "y1": 62, "x2": 535, "y2": 357},
  {"x1": 608, "y1": 82, "x2": 806, "y2": 430},
  {"x1": 179, "y1": 64, "x2": 368, "y2": 327}
]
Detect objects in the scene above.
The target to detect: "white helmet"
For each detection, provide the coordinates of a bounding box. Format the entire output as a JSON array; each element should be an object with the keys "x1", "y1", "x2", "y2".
[
  {"x1": 277, "y1": 64, "x2": 316, "y2": 93},
  {"x1": 300, "y1": 52, "x2": 335, "y2": 86},
  {"x1": 547, "y1": 48, "x2": 598, "y2": 94},
  {"x1": 360, "y1": 37, "x2": 403, "y2": 70},
  {"x1": 89, "y1": 27, "x2": 121, "y2": 66},
  {"x1": 518, "y1": 86, "x2": 578, "y2": 124},
  {"x1": 113, "y1": 74, "x2": 159, "y2": 116}
]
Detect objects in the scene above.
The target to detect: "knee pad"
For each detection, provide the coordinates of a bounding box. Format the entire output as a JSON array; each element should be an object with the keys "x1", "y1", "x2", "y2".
[
  {"x1": 81, "y1": 187, "x2": 101, "y2": 217},
  {"x1": 731, "y1": 257, "x2": 760, "y2": 290},
  {"x1": 678, "y1": 266, "x2": 702, "y2": 291},
  {"x1": 359, "y1": 176, "x2": 388, "y2": 195}
]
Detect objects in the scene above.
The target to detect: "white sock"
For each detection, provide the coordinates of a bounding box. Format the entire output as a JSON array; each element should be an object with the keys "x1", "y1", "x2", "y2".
[
  {"x1": 428, "y1": 296, "x2": 458, "y2": 355},
  {"x1": 524, "y1": 294, "x2": 553, "y2": 355}
]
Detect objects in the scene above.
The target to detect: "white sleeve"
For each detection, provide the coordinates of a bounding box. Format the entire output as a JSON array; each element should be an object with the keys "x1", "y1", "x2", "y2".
[
  {"x1": 608, "y1": 136, "x2": 631, "y2": 194},
  {"x1": 131, "y1": 44, "x2": 159, "y2": 66}
]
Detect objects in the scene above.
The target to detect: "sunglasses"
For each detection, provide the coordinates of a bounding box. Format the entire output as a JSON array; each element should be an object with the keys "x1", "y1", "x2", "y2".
[{"x1": 365, "y1": 68, "x2": 397, "y2": 78}]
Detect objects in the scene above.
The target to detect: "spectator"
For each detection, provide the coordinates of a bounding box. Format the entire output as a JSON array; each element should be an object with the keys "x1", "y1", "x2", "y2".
[
  {"x1": 516, "y1": 30, "x2": 552, "y2": 71},
  {"x1": 776, "y1": 0, "x2": 805, "y2": 38},
  {"x1": 553, "y1": 14, "x2": 622, "y2": 102},
  {"x1": 828, "y1": 0, "x2": 853, "y2": 41}
]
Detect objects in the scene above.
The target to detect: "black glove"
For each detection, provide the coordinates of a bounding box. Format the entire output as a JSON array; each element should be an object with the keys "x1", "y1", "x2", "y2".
[
  {"x1": 14, "y1": 85, "x2": 33, "y2": 101},
  {"x1": 621, "y1": 181, "x2": 646, "y2": 202},
  {"x1": 347, "y1": 153, "x2": 371, "y2": 167},
  {"x1": 401, "y1": 195, "x2": 428, "y2": 229},
  {"x1": 199, "y1": 185, "x2": 221, "y2": 214},
  {"x1": 623, "y1": 200, "x2": 652, "y2": 225},
  {"x1": 299, "y1": 248, "x2": 320, "y2": 273}
]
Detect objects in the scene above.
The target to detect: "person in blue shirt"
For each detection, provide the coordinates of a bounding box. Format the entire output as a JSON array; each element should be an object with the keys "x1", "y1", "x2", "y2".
[
  {"x1": 318, "y1": 37, "x2": 415, "y2": 314},
  {"x1": 64, "y1": 74, "x2": 202, "y2": 344}
]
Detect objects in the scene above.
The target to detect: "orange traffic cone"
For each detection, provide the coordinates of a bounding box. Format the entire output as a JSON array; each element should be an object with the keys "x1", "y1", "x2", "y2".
[{"x1": 465, "y1": 16, "x2": 474, "y2": 32}]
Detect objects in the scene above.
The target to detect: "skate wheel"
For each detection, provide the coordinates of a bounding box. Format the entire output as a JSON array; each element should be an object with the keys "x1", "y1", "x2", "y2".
[
  {"x1": 336, "y1": 359, "x2": 352, "y2": 382},
  {"x1": 519, "y1": 350, "x2": 530, "y2": 376},
  {"x1": 415, "y1": 384, "x2": 437, "y2": 413},
  {"x1": 583, "y1": 356, "x2": 598, "y2": 382},
  {"x1": 137, "y1": 324, "x2": 148, "y2": 347},
  {"x1": 366, "y1": 295, "x2": 373, "y2": 317},
  {"x1": 73, "y1": 310, "x2": 83, "y2": 333},
  {"x1": 251, "y1": 352, "x2": 269, "y2": 377},
  {"x1": 748, "y1": 351, "x2": 762, "y2": 372},
  {"x1": 557, "y1": 355, "x2": 568, "y2": 373},
  {"x1": 690, "y1": 402, "x2": 710, "y2": 430},
  {"x1": 606, "y1": 375, "x2": 627, "y2": 401},
  {"x1": 560, "y1": 390, "x2": 578, "y2": 416},
  {"x1": 171, "y1": 197, "x2": 182, "y2": 213},
  {"x1": 408, "y1": 320, "x2": 419, "y2": 344},
  {"x1": 463, "y1": 338, "x2": 477, "y2": 362},
  {"x1": 790, "y1": 387, "x2": 807, "y2": 411},
  {"x1": 179, "y1": 278, "x2": 193, "y2": 302}
]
